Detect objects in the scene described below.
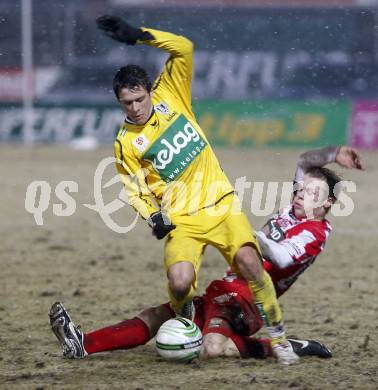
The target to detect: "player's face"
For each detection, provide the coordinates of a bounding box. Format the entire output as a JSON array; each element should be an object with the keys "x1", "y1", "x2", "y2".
[
  {"x1": 118, "y1": 86, "x2": 153, "y2": 125},
  {"x1": 293, "y1": 174, "x2": 332, "y2": 219}
]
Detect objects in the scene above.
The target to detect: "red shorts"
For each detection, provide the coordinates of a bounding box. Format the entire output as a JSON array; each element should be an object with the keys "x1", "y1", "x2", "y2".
[
  {"x1": 164, "y1": 278, "x2": 266, "y2": 359},
  {"x1": 199, "y1": 278, "x2": 263, "y2": 337}
]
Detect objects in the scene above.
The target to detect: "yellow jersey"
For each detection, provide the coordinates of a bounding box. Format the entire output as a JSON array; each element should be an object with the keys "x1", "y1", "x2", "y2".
[{"x1": 114, "y1": 28, "x2": 234, "y2": 220}]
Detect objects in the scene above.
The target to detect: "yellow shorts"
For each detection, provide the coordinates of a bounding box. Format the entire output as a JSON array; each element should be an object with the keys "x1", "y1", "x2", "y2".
[{"x1": 164, "y1": 194, "x2": 260, "y2": 285}]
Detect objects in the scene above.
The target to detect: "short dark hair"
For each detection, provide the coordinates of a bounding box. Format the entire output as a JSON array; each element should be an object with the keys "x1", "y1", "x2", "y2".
[
  {"x1": 305, "y1": 166, "x2": 342, "y2": 201},
  {"x1": 113, "y1": 65, "x2": 152, "y2": 100}
]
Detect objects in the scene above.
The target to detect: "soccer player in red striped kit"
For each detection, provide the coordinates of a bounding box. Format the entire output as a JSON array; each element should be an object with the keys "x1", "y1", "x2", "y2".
[{"x1": 49, "y1": 145, "x2": 363, "y2": 360}]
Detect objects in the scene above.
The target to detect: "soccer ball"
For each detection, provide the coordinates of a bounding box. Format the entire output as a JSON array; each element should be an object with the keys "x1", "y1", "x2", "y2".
[{"x1": 155, "y1": 318, "x2": 203, "y2": 362}]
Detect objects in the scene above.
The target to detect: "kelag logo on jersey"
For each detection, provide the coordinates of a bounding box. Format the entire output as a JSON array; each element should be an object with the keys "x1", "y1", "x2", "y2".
[{"x1": 143, "y1": 115, "x2": 207, "y2": 183}]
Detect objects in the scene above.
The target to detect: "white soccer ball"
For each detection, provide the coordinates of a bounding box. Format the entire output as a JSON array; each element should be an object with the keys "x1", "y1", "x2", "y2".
[{"x1": 156, "y1": 318, "x2": 203, "y2": 362}]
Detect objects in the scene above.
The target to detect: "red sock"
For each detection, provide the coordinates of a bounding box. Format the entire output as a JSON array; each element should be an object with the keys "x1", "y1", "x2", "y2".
[
  {"x1": 83, "y1": 317, "x2": 151, "y2": 355},
  {"x1": 230, "y1": 334, "x2": 273, "y2": 359}
]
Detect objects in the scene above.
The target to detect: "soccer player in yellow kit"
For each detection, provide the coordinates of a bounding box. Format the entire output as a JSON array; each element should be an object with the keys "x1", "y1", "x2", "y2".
[{"x1": 96, "y1": 15, "x2": 298, "y2": 364}]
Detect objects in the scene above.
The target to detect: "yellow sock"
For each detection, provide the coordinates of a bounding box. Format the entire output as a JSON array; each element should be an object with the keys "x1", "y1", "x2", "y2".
[
  {"x1": 168, "y1": 284, "x2": 196, "y2": 314},
  {"x1": 249, "y1": 270, "x2": 286, "y2": 345}
]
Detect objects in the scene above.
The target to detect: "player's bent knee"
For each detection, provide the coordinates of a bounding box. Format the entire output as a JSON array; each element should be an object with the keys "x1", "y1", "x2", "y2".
[
  {"x1": 235, "y1": 245, "x2": 261, "y2": 263},
  {"x1": 201, "y1": 336, "x2": 241, "y2": 359},
  {"x1": 169, "y1": 277, "x2": 192, "y2": 296},
  {"x1": 222, "y1": 337, "x2": 241, "y2": 357},
  {"x1": 202, "y1": 338, "x2": 224, "y2": 358},
  {"x1": 201, "y1": 333, "x2": 228, "y2": 358},
  {"x1": 168, "y1": 262, "x2": 195, "y2": 295}
]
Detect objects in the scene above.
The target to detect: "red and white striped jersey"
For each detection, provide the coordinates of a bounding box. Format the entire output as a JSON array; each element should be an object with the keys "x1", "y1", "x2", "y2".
[{"x1": 262, "y1": 205, "x2": 332, "y2": 297}]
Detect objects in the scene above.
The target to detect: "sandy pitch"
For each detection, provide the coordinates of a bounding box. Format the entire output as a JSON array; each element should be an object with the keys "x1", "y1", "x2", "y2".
[{"x1": 1, "y1": 146, "x2": 377, "y2": 389}]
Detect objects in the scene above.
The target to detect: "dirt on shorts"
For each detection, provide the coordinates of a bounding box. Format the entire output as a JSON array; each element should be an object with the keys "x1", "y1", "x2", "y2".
[{"x1": 0, "y1": 145, "x2": 377, "y2": 389}]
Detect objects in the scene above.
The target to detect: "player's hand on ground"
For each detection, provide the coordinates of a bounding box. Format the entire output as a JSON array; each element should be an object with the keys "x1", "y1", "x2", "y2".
[
  {"x1": 148, "y1": 211, "x2": 176, "y2": 240},
  {"x1": 336, "y1": 146, "x2": 364, "y2": 170},
  {"x1": 96, "y1": 15, "x2": 152, "y2": 45}
]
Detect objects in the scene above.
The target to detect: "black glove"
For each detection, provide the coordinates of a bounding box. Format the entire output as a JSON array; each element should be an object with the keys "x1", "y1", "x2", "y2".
[
  {"x1": 96, "y1": 15, "x2": 153, "y2": 45},
  {"x1": 148, "y1": 211, "x2": 176, "y2": 240}
]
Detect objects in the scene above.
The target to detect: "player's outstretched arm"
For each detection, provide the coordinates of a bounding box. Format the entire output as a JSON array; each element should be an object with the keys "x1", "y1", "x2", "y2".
[
  {"x1": 97, "y1": 15, "x2": 194, "y2": 110},
  {"x1": 295, "y1": 145, "x2": 364, "y2": 182},
  {"x1": 295, "y1": 146, "x2": 339, "y2": 183},
  {"x1": 96, "y1": 15, "x2": 193, "y2": 56},
  {"x1": 96, "y1": 15, "x2": 154, "y2": 44},
  {"x1": 335, "y1": 146, "x2": 364, "y2": 170},
  {"x1": 96, "y1": 15, "x2": 193, "y2": 69}
]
